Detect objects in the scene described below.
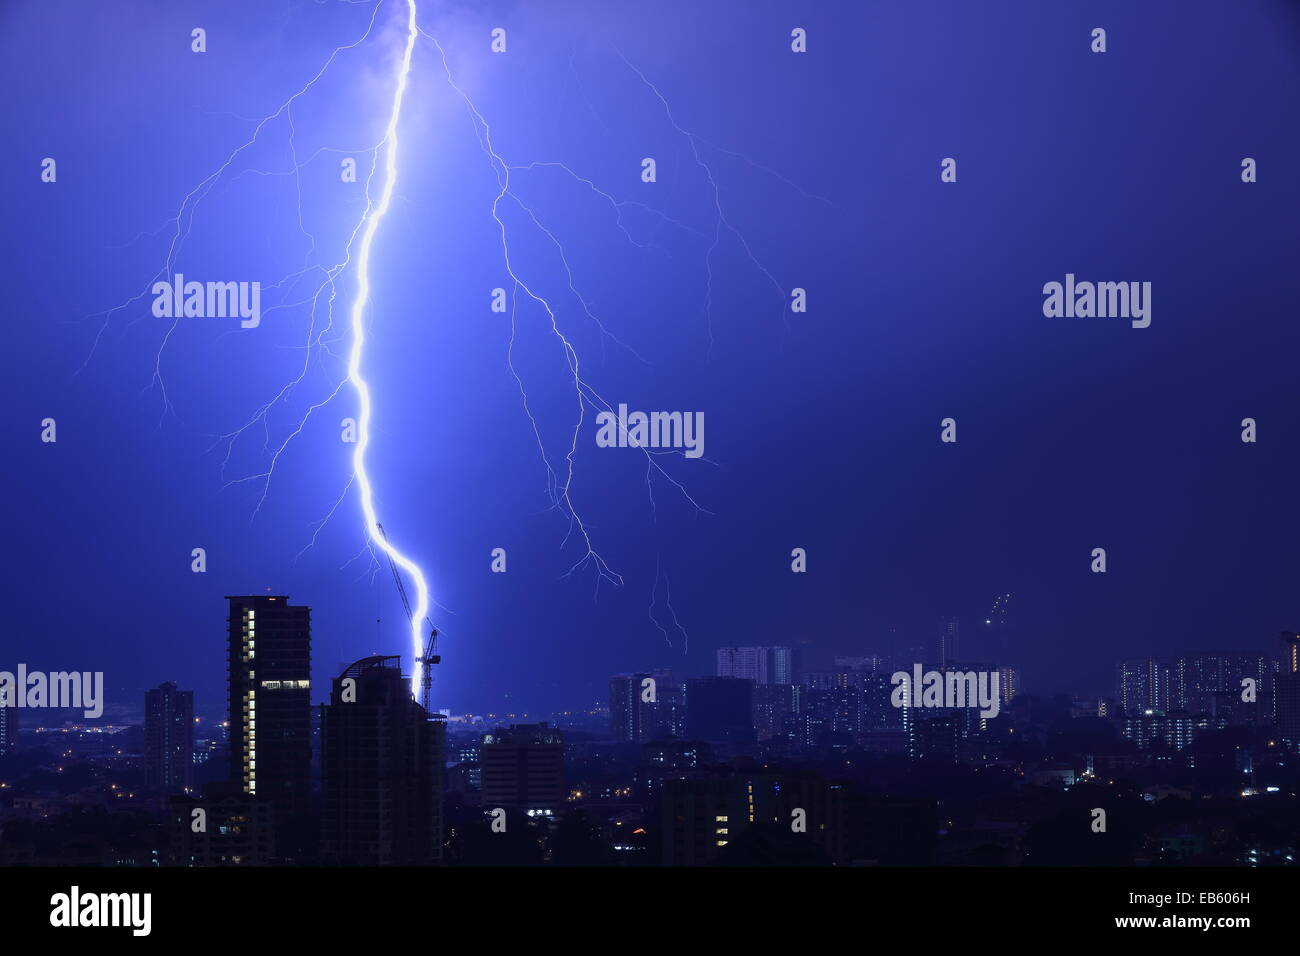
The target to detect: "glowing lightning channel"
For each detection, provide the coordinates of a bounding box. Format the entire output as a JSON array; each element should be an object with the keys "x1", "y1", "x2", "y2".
[
  {"x1": 346, "y1": 0, "x2": 429, "y2": 699},
  {"x1": 89, "y1": 2, "x2": 810, "y2": 677}
]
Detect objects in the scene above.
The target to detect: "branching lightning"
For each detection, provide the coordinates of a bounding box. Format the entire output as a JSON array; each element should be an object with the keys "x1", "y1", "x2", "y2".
[
  {"x1": 85, "y1": 0, "x2": 813, "y2": 684},
  {"x1": 421, "y1": 25, "x2": 716, "y2": 595},
  {"x1": 648, "y1": 560, "x2": 689, "y2": 651},
  {"x1": 84, "y1": 0, "x2": 431, "y2": 697}
]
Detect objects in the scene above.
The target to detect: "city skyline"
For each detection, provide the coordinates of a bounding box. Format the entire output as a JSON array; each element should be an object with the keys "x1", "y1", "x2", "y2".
[
  {"x1": 4, "y1": 598, "x2": 1299, "y2": 870},
  {"x1": 9, "y1": 0, "x2": 1300, "y2": 721},
  {"x1": 8, "y1": 599, "x2": 1296, "y2": 731},
  {"x1": 4, "y1": 0, "x2": 1300, "y2": 918}
]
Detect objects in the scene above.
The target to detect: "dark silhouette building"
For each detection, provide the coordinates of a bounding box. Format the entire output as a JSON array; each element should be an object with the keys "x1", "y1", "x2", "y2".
[
  {"x1": 480, "y1": 722, "x2": 564, "y2": 815},
  {"x1": 145, "y1": 681, "x2": 194, "y2": 793},
  {"x1": 1277, "y1": 633, "x2": 1300, "y2": 749},
  {"x1": 661, "y1": 768, "x2": 848, "y2": 866},
  {"x1": 752, "y1": 683, "x2": 802, "y2": 741},
  {"x1": 1283, "y1": 632, "x2": 1300, "y2": 675},
  {"x1": 610, "y1": 673, "x2": 653, "y2": 743},
  {"x1": 168, "y1": 783, "x2": 275, "y2": 866},
  {"x1": 860, "y1": 672, "x2": 904, "y2": 730},
  {"x1": 609, "y1": 670, "x2": 680, "y2": 742},
  {"x1": 684, "y1": 677, "x2": 755, "y2": 743},
  {"x1": 226, "y1": 594, "x2": 312, "y2": 860},
  {"x1": 907, "y1": 712, "x2": 961, "y2": 761},
  {"x1": 321, "y1": 655, "x2": 445, "y2": 865}
]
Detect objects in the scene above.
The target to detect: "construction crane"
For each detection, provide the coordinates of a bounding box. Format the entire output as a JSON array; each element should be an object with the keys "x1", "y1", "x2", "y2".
[{"x1": 376, "y1": 522, "x2": 439, "y2": 711}]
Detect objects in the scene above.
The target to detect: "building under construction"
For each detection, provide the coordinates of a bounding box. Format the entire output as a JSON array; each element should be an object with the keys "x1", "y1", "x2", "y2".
[{"x1": 320, "y1": 655, "x2": 445, "y2": 865}]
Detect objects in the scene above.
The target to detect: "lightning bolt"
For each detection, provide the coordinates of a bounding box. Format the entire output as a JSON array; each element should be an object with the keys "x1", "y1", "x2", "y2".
[
  {"x1": 81, "y1": 1, "x2": 392, "y2": 536},
  {"x1": 648, "y1": 559, "x2": 689, "y2": 651},
  {"x1": 421, "y1": 25, "x2": 712, "y2": 595},
  {"x1": 83, "y1": 1, "x2": 813, "y2": 679},
  {"x1": 88, "y1": 0, "x2": 431, "y2": 697},
  {"x1": 348, "y1": 0, "x2": 428, "y2": 699}
]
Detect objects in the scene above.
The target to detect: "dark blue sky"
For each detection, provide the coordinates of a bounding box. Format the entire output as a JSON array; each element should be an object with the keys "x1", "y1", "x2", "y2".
[{"x1": 5, "y1": 0, "x2": 1300, "y2": 720}]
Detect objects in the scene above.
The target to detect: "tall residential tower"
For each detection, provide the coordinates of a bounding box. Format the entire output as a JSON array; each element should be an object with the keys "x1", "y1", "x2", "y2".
[
  {"x1": 227, "y1": 594, "x2": 312, "y2": 859},
  {"x1": 321, "y1": 656, "x2": 444, "y2": 865},
  {"x1": 144, "y1": 681, "x2": 194, "y2": 793}
]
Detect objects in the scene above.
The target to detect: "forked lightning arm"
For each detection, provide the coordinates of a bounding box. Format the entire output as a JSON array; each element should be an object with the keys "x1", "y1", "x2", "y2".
[{"x1": 84, "y1": 0, "x2": 801, "y2": 688}]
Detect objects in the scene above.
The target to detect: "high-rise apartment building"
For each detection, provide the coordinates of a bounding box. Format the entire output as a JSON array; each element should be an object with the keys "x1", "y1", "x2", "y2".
[
  {"x1": 1173, "y1": 653, "x2": 1273, "y2": 721},
  {"x1": 716, "y1": 646, "x2": 793, "y2": 685},
  {"x1": 1117, "y1": 659, "x2": 1171, "y2": 715},
  {"x1": 609, "y1": 670, "x2": 679, "y2": 742},
  {"x1": 226, "y1": 594, "x2": 312, "y2": 859},
  {"x1": 321, "y1": 656, "x2": 444, "y2": 865},
  {"x1": 1122, "y1": 711, "x2": 1194, "y2": 751},
  {"x1": 940, "y1": 619, "x2": 960, "y2": 667},
  {"x1": 997, "y1": 667, "x2": 1020, "y2": 707},
  {"x1": 1276, "y1": 633, "x2": 1300, "y2": 748},
  {"x1": 1282, "y1": 632, "x2": 1300, "y2": 675},
  {"x1": 752, "y1": 683, "x2": 802, "y2": 741},
  {"x1": 145, "y1": 681, "x2": 194, "y2": 793}
]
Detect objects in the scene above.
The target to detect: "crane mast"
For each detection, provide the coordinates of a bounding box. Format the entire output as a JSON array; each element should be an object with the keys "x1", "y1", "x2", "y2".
[{"x1": 376, "y1": 522, "x2": 439, "y2": 711}]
